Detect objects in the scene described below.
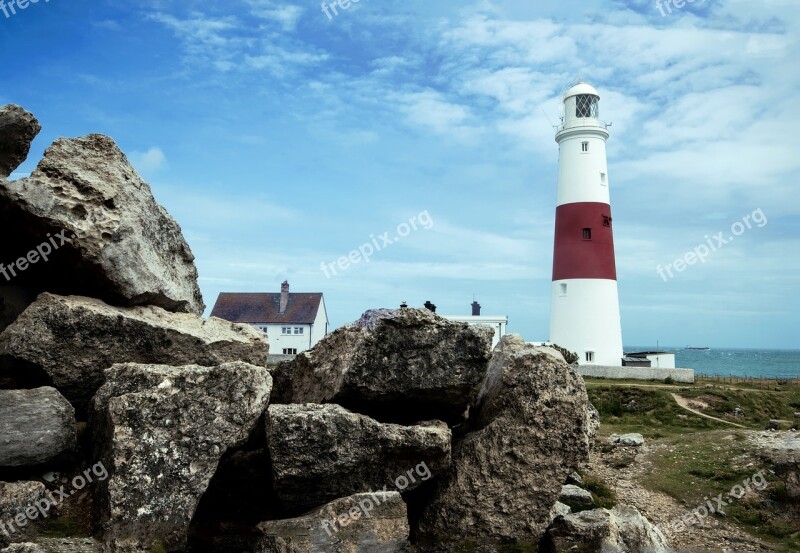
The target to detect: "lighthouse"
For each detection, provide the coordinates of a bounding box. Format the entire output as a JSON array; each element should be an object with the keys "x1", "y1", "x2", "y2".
[{"x1": 549, "y1": 82, "x2": 623, "y2": 366}]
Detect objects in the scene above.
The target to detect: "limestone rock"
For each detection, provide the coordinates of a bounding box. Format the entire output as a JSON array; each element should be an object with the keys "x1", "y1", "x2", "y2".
[
  {"x1": 0, "y1": 388, "x2": 76, "y2": 467},
  {"x1": 267, "y1": 404, "x2": 450, "y2": 512},
  {"x1": 0, "y1": 133, "x2": 204, "y2": 326},
  {"x1": 559, "y1": 485, "x2": 594, "y2": 510},
  {"x1": 0, "y1": 544, "x2": 45, "y2": 553},
  {"x1": 542, "y1": 504, "x2": 670, "y2": 553},
  {"x1": 255, "y1": 492, "x2": 409, "y2": 553},
  {"x1": 416, "y1": 334, "x2": 592, "y2": 544},
  {"x1": 0, "y1": 482, "x2": 48, "y2": 547},
  {"x1": 91, "y1": 361, "x2": 272, "y2": 552},
  {"x1": 0, "y1": 293, "x2": 268, "y2": 413},
  {"x1": 272, "y1": 308, "x2": 492, "y2": 424},
  {"x1": 548, "y1": 501, "x2": 571, "y2": 525},
  {"x1": 609, "y1": 434, "x2": 645, "y2": 447},
  {"x1": 0, "y1": 105, "x2": 41, "y2": 178}
]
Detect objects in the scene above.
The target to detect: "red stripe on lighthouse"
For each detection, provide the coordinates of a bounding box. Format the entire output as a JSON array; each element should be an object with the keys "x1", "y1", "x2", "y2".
[{"x1": 552, "y1": 202, "x2": 617, "y2": 281}]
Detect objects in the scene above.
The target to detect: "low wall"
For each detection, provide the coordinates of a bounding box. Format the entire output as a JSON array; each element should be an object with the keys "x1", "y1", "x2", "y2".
[
  {"x1": 577, "y1": 365, "x2": 695, "y2": 383},
  {"x1": 267, "y1": 354, "x2": 297, "y2": 367}
]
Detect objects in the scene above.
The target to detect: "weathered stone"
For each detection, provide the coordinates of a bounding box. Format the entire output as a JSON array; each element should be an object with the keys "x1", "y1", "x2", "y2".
[
  {"x1": 267, "y1": 404, "x2": 450, "y2": 513},
  {"x1": 548, "y1": 501, "x2": 571, "y2": 525},
  {"x1": 609, "y1": 434, "x2": 645, "y2": 447},
  {"x1": 0, "y1": 105, "x2": 41, "y2": 179},
  {"x1": 566, "y1": 472, "x2": 583, "y2": 486},
  {"x1": 29, "y1": 538, "x2": 101, "y2": 553},
  {"x1": 0, "y1": 293, "x2": 268, "y2": 413},
  {"x1": 559, "y1": 485, "x2": 594, "y2": 510},
  {"x1": 541, "y1": 505, "x2": 670, "y2": 553},
  {"x1": 91, "y1": 362, "x2": 272, "y2": 552},
  {"x1": 416, "y1": 334, "x2": 592, "y2": 544},
  {"x1": 272, "y1": 308, "x2": 492, "y2": 424},
  {"x1": 0, "y1": 388, "x2": 76, "y2": 467},
  {"x1": 0, "y1": 544, "x2": 45, "y2": 553},
  {"x1": 0, "y1": 133, "x2": 204, "y2": 326},
  {"x1": 0, "y1": 482, "x2": 48, "y2": 547},
  {"x1": 255, "y1": 492, "x2": 409, "y2": 553},
  {"x1": 587, "y1": 403, "x2": 601, "y2": 448}
]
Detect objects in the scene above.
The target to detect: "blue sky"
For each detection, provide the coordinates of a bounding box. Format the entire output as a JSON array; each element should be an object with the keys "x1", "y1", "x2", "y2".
[{"x1": 3, "y1": 0, "x2": 799, "y2": 348}]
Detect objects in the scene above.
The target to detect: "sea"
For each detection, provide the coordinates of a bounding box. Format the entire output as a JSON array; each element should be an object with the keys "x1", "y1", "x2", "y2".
[{"x1": 625, "y1": 347, "x2": 800, "y2": 379}]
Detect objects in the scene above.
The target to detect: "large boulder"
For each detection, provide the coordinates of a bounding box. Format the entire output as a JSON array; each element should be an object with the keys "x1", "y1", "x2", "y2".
[
  {"x1": 0, "y1": 387, "x2": 76, "y2": 467},
  {"x1": 91, "y1": 361, "x2": 272, "y2": 552},
  {"x1": 541, "y1": 505, "x2": 670, "y2": 553},
  {"x1": 267, "y1": 404, "x2": 450, "y2": 513},
  {"x1": 0, "y1": 481, "x2": 48, "y2": 547},
  {"x1": 255, "y1": 492, "x2": 409, "y2": 553},
  {"x1": 0, "y1": 132, "x2": 204, "y2": 332},
  {"x1": 416, "y1": 334, "x2": 592, "y2": 545},
  {"x1": 272, "y1": 308, "x2": 493, "y2": 424},
  {"x1": 559, "y1": 485, "x2": 594, "y2": 510},
  {"x1": 0, "y1": 105, "x2": 41, "y2": 179},
  {"x1": 0, "y1": 293, "x2": 268, "y2": 413}
]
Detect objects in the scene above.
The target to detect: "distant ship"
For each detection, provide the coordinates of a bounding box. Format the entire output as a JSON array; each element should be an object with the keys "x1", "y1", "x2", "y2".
[{"x1": 685, "y1": 346, "x2": 710, "y2": 350}]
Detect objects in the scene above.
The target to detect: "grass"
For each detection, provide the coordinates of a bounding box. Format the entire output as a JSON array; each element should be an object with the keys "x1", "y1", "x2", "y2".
[
  {"x1": 579, "y1": 472, "x2": 617, "y2": 509},
  {"x1": 587, "y1": 380, "x2": 800, "y2": 552}
]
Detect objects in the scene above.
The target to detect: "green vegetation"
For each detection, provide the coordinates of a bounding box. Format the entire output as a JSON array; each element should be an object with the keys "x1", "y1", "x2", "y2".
[
  {"x1": 580, "y1": 472, "x2": 617, "y2": 509},
  {"x1": 587, "y1": 379, "x2": 800, "y2": 552}
]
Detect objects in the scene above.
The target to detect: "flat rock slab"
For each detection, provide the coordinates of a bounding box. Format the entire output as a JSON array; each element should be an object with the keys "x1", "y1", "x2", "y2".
[
  {"x1": 559, "y1": 485, "x2": 595, "y2": 510},
  {"x1": 256, "y1": 492, "x2": 410, "y2": 553},
  {"x1": 0, "y1": 388, "x2": 76, "y2": 467},
  {"x1": 0, "y1": 132, "x2": 204, "y2": 325},
  {"x1": 0, "y1": 481, "x2": 48, "y2": 547},
  {"x1": 609, "y1": 433, "x2": 645, "y2": 447},
  {"x1": 0, "y1": 293, "x2": 268, "y2": 413},
  {"x1": 272, "y1": 308, "x2": 493, "y2": 424},
  {"x1": 91, "y1": 361, "x2": 272, "y2": 552},
  {"x1": 267, "y1": 403, "x2": 450, "y2": 513}
]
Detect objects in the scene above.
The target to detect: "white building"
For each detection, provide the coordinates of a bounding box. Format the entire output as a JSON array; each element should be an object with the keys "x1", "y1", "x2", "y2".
[
  {"x1": 210, "y1": 281, "x2": 328, "y2": 355},
  {"x1": 442, "y1": 301, "x2": 508, "y2": 349},
  {"x1": 549, "y1": 81, "x2": 624, "y2": 366}
]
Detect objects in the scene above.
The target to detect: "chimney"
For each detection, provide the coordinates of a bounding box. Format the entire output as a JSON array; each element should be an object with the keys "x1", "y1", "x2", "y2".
[
  {"x1": 423, "y1": 301, "x2": 436, "y2": 313},
  {"x1": 471, "y1": 300, "x2": 481, "y2": 316},
  {"x1": 280, "y1": 281, "x2": 289, "y2": 313}
]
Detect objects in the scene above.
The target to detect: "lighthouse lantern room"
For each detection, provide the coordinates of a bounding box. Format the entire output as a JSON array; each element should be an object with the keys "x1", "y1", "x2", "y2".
[{"x1": 549, "y1": 82, "x2": 623, "y2": 366}]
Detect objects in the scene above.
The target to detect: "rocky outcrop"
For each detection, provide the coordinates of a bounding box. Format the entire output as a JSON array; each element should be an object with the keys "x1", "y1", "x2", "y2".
[
  {"x1": 559, "y1": 485, "x2": 595, "y2": 510},
  {"x1": 0, "y1": 388, "x2": 76, "y2": 467},
  {"x1": 91, "y1": 362, "x2": 272, "y2": 552},
  {"x1": 0, "y1": 481, "x2": 48, "y2": 547},
  {"x1": 0, "y1": 544, "x2": 45, "y2": 553},
  {"x1": 255, "y1": 492, "x2": 409, "y2": 553},
  {"x1": 416, "y1": 334, "x2": 592, "y2": 544},
  {"x1": 748, "y1": 430, "x2": 800, "y2": 499},
  {"x1": 0, "y1": 133, "x2": 204, "y2": 326},
  {"x1": 267, "y1": 404, "x2": 450, "y2": 513},
  {"x1": 272, "y1": 308, "x2": 493, "y2": 424},
  {"x1": 0, "y1": 293, "x2": 268, "y2": 413},
  {"x1": 0, "y1": 105, "x2": 40, "y2": 179},
  {"x1": 542, "y1": 505, "x2": 670, "y2": 553}
]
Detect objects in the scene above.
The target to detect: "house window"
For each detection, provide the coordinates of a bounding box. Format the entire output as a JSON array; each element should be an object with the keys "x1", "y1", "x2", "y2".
[
  {"x1": 600, "y1": 172, "x2": 607, "y2": 185},
  {"x1": 282, "y1": 348, "x2": 298, "y2": 355},
  {"x1": 585, "y1": 351, "x2": 595, "y2": 363},
  {"x1": 583, "y1": 228, "x2": 592, "y2": 240},
  {"x1": 281, "y1": 327, "x2": 292, "y2": 335},
  {"x1": 581, "y1": 141, "x2": 589, "y2": 153},
  {"x1": 259, "y1": 326, "x2": 269, "y2": 335},
  {"x1": 294, "y1": 327, "x2": 304, "y2": 335},
  {"x1": 559, "y1": 283, "x2": 568, "y2": 296}
]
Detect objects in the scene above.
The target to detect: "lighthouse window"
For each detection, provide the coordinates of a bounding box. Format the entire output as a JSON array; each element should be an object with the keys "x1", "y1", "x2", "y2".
[
  {"x1": 585, "y1": 351, "x2": 595, "y2": 363},
  {"x1": 583, "y1": 228, "x2": 592, "y2": 240},
  {"x1": 576, "y1": 94, "x2": 599, "y2": 118},
  {"x1": 559, "y1": 283, "x2": 568, "y2": 296},
  {"x1": 581, "y1": 142, "x2": 589, "y2": 153},
  {"x1": 600, "y1": 172, "x2": 607, "y2": 185}
]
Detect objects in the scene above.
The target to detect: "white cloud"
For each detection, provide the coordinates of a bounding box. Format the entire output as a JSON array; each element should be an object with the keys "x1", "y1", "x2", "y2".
[{"x1": 129, "y1": 147, "x2": 167, "y2": 174}]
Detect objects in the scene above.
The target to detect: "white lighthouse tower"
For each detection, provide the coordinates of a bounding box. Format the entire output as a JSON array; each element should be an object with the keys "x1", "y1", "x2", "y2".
[{"x1": 549, "y1": 82, "x2": 623, "y2": 366}]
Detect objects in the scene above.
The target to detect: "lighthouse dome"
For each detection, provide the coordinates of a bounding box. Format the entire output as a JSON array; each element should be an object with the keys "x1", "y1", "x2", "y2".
[{"x1": 563, "y1": 82, "x2": 599, "y2": 100}]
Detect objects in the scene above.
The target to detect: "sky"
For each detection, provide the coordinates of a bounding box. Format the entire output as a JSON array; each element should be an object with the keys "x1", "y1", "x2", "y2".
[{"x1": 2, "y1": 0, "x2": 799, "y2": 348}]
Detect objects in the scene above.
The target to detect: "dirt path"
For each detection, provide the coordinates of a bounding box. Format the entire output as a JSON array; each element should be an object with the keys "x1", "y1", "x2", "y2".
[
  {"x1": 587, "y1": 444, "x2": 773, "y2": 552},
  {"x1": 670, "y1": 393, "x2": 747, "y2": 428},
  {"x1": 584, "y1": 381, "x2": 773, "y2": 394}
]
